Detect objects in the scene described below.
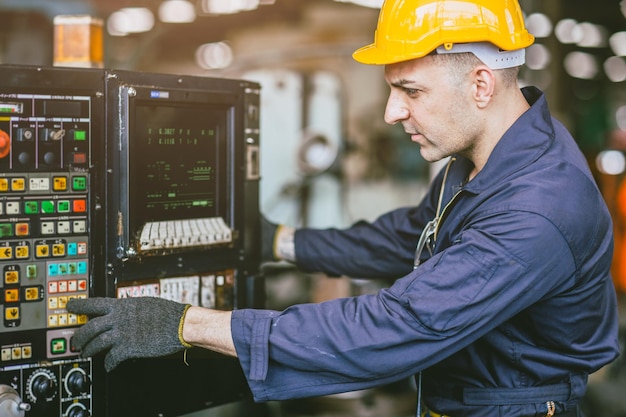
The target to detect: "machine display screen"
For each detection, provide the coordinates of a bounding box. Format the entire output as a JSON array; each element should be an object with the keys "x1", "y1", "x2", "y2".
[{"x1": 129, "y1": 101, "x2": 230, "y2": 228}]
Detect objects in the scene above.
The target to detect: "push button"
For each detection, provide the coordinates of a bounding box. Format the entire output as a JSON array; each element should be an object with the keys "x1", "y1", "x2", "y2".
[
  {"x1": 53, "y1": 176, "x2": 68, "y2": 191},
  {"x1": 10, "y1": 178, "x2": 25, "y2": 192},
  {"x1": 72, "y1": 176, "x2": 87, "y2": 191}
]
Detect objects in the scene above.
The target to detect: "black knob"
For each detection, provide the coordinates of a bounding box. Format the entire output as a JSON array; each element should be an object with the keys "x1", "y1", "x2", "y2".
[
  {"x1": 31, "y1": 375, "x2": 57, "y2": 400},
  {"x1": 68, "y1": 406, "x2": 91, "y2": 417},
  {"x1": 67, "y1": 371, "x2": 91, "y2": 395}
]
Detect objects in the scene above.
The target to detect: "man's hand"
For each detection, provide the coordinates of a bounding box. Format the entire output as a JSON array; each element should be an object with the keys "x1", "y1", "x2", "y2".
[{"x1": 66, "y1": 297, "x2": 192, "y2": 372}]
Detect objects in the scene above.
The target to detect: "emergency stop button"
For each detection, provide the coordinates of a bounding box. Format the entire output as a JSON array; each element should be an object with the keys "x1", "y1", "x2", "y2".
[{"x1": 0, "y1": 129, "x2": 10, "y2": 159}]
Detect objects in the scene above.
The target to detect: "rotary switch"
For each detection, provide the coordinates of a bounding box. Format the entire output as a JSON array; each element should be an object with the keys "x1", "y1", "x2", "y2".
[
  {"x1": 0, "y1": 385, "x2": 31, "y2": 417},
  {"x1": 26, "y1": 369, "x2": 58, "y2": 403},
  {"x1": 65, "y1": 368, "x2": 91, "y2": 396}
]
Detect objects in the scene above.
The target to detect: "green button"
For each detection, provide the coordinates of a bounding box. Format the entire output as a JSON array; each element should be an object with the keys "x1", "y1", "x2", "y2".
[
  {"x1": 72, "y1": 176, "x2": 86, "y2": 191},
  {"x1": 51, "y1": 338, "x2": 67, "y2": 354},
  {"x1": 41, "y1": 201, "x2": 55, "y2": 214},
  {"x1": 24, "y1": 201, "x2": 39, "y2": 214},
  {"x1": 73, "y1": 130, "x2": 86, "y2": 141},
  {"x1": 0, "y1": 223, "x2": 13, "y2": 237},
  {"x1": 57, "y1": 201, "x2": 70, "y2": 213}
]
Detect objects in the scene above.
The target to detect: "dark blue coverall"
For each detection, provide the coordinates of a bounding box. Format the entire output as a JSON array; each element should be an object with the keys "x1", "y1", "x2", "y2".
[{"x1": 231, "y1": 87, "x2": 620, "y2": 416}]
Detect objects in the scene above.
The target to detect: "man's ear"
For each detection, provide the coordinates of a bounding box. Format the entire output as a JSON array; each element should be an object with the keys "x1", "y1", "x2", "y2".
[{"x1": 472, "y1": 66, "x2": 496, "y2": 109}]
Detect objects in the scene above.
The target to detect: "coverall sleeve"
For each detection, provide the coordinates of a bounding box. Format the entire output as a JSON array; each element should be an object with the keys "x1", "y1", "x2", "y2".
[
  {"x1": 293, "y1": 197, "x2": 438, "y2": 279},
  {"x1": 231, "y1": 210, "x2": 580, "y2": 402}
]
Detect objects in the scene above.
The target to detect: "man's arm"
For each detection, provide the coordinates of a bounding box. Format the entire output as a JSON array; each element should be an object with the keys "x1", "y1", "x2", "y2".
[{"x1": 182, "y1": 307, "x2": 237, "y2": 357}]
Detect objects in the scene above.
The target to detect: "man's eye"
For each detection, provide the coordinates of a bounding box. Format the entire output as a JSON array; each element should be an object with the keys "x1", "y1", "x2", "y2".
[{"x1": 404, "y1": 88, "x2": 419, "y2": 96}]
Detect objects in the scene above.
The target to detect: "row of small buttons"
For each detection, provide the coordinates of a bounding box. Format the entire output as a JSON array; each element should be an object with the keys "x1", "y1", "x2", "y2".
[
  {"x1": 0, "y1": 198, "x2": 87, "y2": 216},
  {"x1": 0, "y1": 240, "x2": 87, "y2": 261},
  {"x1": 1, "y1": 345, "x2": 32, "y2": 361},
  {"x1": 0, "y1": 175, "x2": 87, "y2": 193}
]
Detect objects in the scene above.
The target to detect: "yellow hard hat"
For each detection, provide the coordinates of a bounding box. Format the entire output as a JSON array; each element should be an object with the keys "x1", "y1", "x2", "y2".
[{"x1": 353, "y1": 0, "x2": 535, "y2": 66}]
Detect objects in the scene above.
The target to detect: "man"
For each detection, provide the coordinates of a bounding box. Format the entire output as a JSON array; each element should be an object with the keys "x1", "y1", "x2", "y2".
[{"x1": 67, "y1": 0, "x2": 620, "y2": 415}]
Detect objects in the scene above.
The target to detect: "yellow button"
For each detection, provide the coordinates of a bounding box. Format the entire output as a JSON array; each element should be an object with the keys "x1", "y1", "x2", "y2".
[
  {"x1": 78, "y1": 314, "x2": 88, "y2": 324},
  {"x1": 11, "y1": 178, "x2": 25, "y2": 191},
  {"x1": 0, "y1": 246, "x2": 13, "y2": 260},
  {"x1": 5, "y1": 306, "x2": 19, "y2": 320},
  {"x1": 15, "y1": 245, "x2": 29, "y2": 259},
  {"x1": 36, "y1": 244, "x2": 49, "y2": 258},
  {"x1": 22, "y1": 346, "x2": 32, "y2": 359},
  {"x1": 53, "y1": 176, "x2": 68, "y2": 191},
  {"x1": 24, "y1": 287, "x2": 39, "y2": 301},
  {"x1": 0, "y1": 178, "x2": 8, "y2": 192},
  {"x1": 5, "y1": 270, "x2": 19, "y2": 284},
  {"x1": 4, "y1": 289, "x2": 19, "y2": 302},
  {"x1": 52, "y1": 243, "x2": 65, "y2": 257}
]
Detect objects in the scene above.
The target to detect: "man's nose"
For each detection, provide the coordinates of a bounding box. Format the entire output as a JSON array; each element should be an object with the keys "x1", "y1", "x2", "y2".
[{"x1": 384, "y1": 93, "x2": 409, "y2": 125}]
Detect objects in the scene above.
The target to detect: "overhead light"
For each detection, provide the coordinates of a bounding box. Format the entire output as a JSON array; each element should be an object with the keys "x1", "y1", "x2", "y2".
[
  {"x1": 609, "y1": 32, "x2": 626, "y2": 56},
  {"x1": 195, "y1": 42, "x2": 234, "y2": 69},
  {"x1": 525, "y1": 44, "x2": 551, "y2": 70},
  {"x1": 596, "y1": 150, "x2": 625, "y2": 176},
  {"x1": 555, "y1": 19, "x2": 582, "y2": 44},
  {"x1": 159, "y1": 0, "x2": 196, "y2": 23},
  {"x1": 107, "y1": 8, "x2": 154, "y2": 36},
  {"x1": 563, "y1": 51, "x2": 598, "y2": 80},
  {"x1": 334, "y1": 0, "x2": 383, "y2": 8},
  {"x1": 576, "y1": 22, "x2": 607, "y2": 48},
  {"x1": 604, "y1": 56, "x2": 626, "y2": 83},
  {"x1": 618, "y1": 105, "x2": 626, "y2": 131},
  {"x1": 199, "y1": 0, "x2": 259, "y2": 15},
  {"x1": 525, "y1": 13, "x2": 552, "y2": 38}
]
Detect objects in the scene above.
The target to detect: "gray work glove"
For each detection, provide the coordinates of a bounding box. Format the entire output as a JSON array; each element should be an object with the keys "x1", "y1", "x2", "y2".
[{"x1": 66, "y1": 297, "x2": 192, "y2": 372}]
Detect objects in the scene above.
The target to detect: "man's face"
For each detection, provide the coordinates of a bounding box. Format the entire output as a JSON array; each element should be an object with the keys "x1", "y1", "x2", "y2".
[{"x1": 383, "y1": 56, "x2": 481, "y2": 163}]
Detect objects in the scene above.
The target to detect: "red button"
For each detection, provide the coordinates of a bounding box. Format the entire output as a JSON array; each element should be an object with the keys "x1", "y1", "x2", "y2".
[{"x1": 72, "y1": 200, "x2": 86, "y2": 213}]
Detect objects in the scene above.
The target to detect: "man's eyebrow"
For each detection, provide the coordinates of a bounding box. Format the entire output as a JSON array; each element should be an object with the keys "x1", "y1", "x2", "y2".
[{"x1": 389, "y1": 78, "x2": 416, "y2": 88}]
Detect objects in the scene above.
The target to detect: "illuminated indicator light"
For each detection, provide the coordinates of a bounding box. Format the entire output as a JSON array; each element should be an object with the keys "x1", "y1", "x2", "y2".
[
  {"x1": 0, "y1": 102, "x2": 23, "y2": 114},
  {"x1": 0, "y1": 179, "x2": 8, "y2": 191},
  {"x1": 67, "y1": 243, "x2": 77, "y2": 256},
  {"x1": 73, "y1": 130, "x2": 86, "y2": 140},
  {"x1": 72, "y1": 152, "x2": 87, "y2": 164}
]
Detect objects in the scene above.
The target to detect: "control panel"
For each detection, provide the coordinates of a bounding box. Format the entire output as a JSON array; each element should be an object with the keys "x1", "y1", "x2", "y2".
[{"x1": 0, "y1": 67, "x2": 103, "y2": 417}]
